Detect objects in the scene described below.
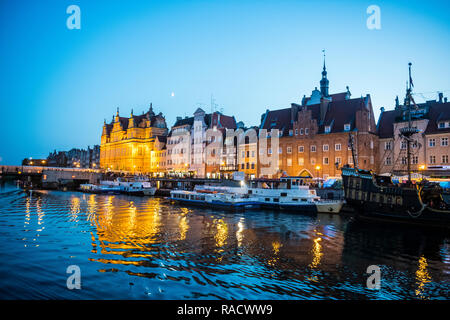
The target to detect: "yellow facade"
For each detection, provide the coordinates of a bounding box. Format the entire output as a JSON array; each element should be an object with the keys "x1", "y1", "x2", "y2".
[{"x1": 100, "y1": 107, "x2": 168, "y2": 173}]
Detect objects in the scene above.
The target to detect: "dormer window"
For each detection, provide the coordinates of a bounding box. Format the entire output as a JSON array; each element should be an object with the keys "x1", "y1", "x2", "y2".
[
  {"x1": 439, "y1": 122, "x2": 445, "y2": 128},
  {"x1": 344, "y1": 123, "x2": 351, "y2": 131},
  {"x1": 325, "y1": 126, "x2": 331, "y2": 133}
]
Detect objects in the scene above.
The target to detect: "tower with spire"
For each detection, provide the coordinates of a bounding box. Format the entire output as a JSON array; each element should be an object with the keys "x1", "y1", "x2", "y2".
[{"x1": 320, "y1": 49, "x2": 329, "y2": 97}]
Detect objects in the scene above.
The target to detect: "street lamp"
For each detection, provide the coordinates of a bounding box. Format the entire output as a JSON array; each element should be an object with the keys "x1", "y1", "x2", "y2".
[
  {"x1": 419, "y1": 164, "x2": 426, "y2": 180},
  {"x1": 315, "y1": 165, "x2": 321, "y2": 178}
]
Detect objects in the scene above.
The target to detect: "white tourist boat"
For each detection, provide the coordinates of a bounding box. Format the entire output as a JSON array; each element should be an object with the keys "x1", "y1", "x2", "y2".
[
  {"x1": 170, "y1": 178, "x2": 343, "y2": 213},
  {"x1": 81, "y1": 177, "x2": 156, "y2": 196},
  {"x1": 169, "y1": 188, "x2": 260, "y2": 210},
  {"x1": 102, "y1": 178, "x2": 157, "y2": 196},
  {"x1": 120, "y1": 181, "x2": 157, "y2": 196},
  {"x1": 247, "y1": 177, "x2": 343, "y2": 213},
  {"x1": 80, "y1": 183, "x2": 121, "y2": 194}
]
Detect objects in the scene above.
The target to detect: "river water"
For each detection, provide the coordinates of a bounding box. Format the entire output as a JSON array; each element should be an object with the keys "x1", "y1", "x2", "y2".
[{"x1": 0, "y1": 185, "x2": 448, "y2": 300}]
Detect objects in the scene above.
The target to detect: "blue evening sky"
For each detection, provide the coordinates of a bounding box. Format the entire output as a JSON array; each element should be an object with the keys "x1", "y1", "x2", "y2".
[{"x1": 1, "y1": 0, "x2": 449, "y2": 165}]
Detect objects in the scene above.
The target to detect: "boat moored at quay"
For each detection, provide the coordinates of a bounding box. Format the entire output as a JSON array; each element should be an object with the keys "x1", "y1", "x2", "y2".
[
  {"x1": 80, "y1": 183, "x2": 121, "y2": 195},
  {"x1": 248, "y1": 177, "x2": 343, "y2": 213},
  {"x1": 169, "y1": 188, "x2": 261, "y2": 211},
  {"x1": 80, "y1": 177, "x2": 156, "y2": 196},
  {"x1": 341, "y1": 63, "x2": 450, "y2": 228},
  {"x1": 341, "y1": 166, "x2": 450, "y2": 228},
  {"x1": 170, "y1": 177, "x2": 344, "y2": 213}
]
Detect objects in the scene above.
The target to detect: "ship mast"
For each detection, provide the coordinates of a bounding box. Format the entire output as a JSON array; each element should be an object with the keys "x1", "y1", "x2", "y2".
[
  {"x1": 348, "y1": 133, "x2": 358, "y2": 169},
  {"x1": 400, "y1": 62, "x2": 418, "y2": 183}
]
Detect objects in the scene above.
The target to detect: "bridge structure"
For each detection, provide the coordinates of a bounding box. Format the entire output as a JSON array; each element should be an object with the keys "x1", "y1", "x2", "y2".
[
  {"x1": 0, "y1": 165, "x2": 240, "y2": 191},
  {"x1": 0, "y1": 165, "x2": 104, "y2": 189}
]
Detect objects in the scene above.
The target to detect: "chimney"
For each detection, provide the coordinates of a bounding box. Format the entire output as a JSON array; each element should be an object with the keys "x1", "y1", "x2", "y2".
[
  {"x1": 291, "y1": 103, "x2": 299, "y2": 123},
  {"x1": 439, "y1": 92, "x2": 443, "y2": 103},
  {"x1": 445, "y1": 97, "x2": 448, "y2": 103}
]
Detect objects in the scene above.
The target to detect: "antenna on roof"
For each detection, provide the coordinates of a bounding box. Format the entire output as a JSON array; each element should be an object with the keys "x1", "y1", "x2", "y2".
[{"x1": 210, "y1": 94, "x2": 218, "y2": 113}]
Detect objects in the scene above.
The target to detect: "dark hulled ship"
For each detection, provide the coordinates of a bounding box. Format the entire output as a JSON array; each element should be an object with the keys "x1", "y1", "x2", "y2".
[{"x1": 341, "y1": 63, "x2": 450, "y2": 228}]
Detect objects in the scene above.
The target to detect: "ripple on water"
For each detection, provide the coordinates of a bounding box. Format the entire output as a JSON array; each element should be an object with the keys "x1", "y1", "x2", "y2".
[{"x1": 0, "y1": 189, "x2": 449, "y2": 299}]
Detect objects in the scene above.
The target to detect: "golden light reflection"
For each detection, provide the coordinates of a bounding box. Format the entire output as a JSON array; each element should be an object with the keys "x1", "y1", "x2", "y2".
[
  {"x1": 214, "y1": 219, "x2": 228, "y2": 248},
  {"x1": 268, "y1": 240, "x2": 282, "y2": 266},
  {"x1": 24, "y1": 197, "x2": 30, "y2": 226},
  {"x1": 179, "y1": 216, "x2": 189, "y2": 241},
  {"x1": 309, "y1": 237, "x2": 323, "y2": 269},
  {"x1": 36, "y1": 197, "x2": 44, "y2": 230},
  {"x1": 104, "y1": 196, "x2": 114, "y2": 225},
  {"x1": 91, "y1": 196, "x2": 163, "y2": 259},
  {"x1": 87, "y1": 194, "x2": 97, "y2": 226},
  {"x1": 70, "y1": 196, "x2": 80, "y2": 222},
  {"x1": 129, "y1": 201, "x2": 137, "y2": 231},
  {"x1": 272, "y1": 241, "x2": 282, "y2": 255},
  {"x1": 236, "y1": 218, "x2": 245, "y2": 247},
  {"x1": 415, "y1": 256, "x2": 431, "y2": 299}
]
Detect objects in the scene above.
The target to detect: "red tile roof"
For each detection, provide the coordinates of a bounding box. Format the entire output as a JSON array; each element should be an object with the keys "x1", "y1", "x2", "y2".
[{"x1": 261, "y1": 96, "x2": 367, "y2": 135}]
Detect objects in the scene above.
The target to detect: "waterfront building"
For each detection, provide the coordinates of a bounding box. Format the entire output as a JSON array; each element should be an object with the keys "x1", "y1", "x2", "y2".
[
  {"x1": 100, "y1": 104, "x2": 168, "y2": 173},
  {"x1": 166, "y1": 116, "x2": 194, "y2": 176},
  {"x1": 258, "y1": 60, "x2": 379, "y2": 178},
  {"x1": 46, "y1": 145, "x2": 100, "y2": 168},
  {"x1": 236, "y1": 126, "x2": 259, "y2": 179},
  {"x1": 377, "y1": 93, "x2": 450, "y2": 175},
  {"x1": 204, "y1": 112, "x2": 237, "y2": 178},
  {"x1": 164, "y1": 109, "x2": 237, "y2": 178}
]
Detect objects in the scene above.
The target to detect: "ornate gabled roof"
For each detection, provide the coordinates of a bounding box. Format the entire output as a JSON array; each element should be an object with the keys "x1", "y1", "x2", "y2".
[{"x1": 103, "y1": 107, "x2": 167, "y2": 136}]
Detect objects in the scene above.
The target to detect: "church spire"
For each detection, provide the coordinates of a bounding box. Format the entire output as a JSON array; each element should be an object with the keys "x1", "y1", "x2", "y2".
[
  {"x1": 149, "y1": 103, "x2": 155, "y2": 117},
  {"x1": 320, "y1": 49, "x2": 329, "y2": 97}
]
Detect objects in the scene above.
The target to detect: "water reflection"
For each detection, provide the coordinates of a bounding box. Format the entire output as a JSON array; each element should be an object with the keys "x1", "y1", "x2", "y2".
[
  {"x1": 309, "y1": 236, "x2": 323, "y2": 269},
  {"x1": 0, "y1": 190, "x2": 449, "y2": 300},
  {"x1": 415, "y1": 256, "x2": 432, "y2": 299}
]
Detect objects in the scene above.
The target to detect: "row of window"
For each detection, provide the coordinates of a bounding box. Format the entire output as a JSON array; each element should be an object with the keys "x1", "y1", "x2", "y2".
[
  {"x1": 385, "y1": 137, "x2": 449, "y2": 150},
  {"x1": 268, "y1": 144, "x2": 345, "y2": 154},
  {"x1": 241, "y1": 150, "x2": 256, "y2": 158},
  {"x1": 384, "y1": 155, "x2": 450, "y2": 165},
  {"x1": 240, "y1": 163, "x2": 256, "y2": 170}
]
